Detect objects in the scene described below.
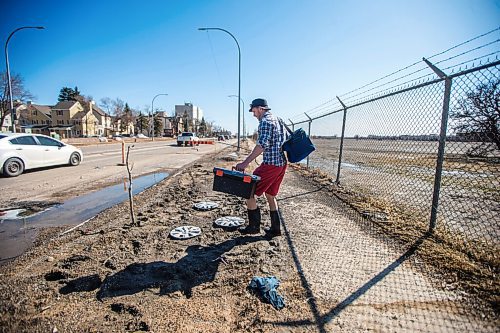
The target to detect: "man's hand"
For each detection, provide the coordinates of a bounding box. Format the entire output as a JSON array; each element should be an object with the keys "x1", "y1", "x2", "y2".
[{"x1": 235, "y1": 161, "x2": 248, "y2": 172}]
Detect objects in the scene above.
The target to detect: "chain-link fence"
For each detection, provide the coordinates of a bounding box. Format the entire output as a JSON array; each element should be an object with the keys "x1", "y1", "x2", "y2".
[{"x1": 288, "y1": 56, "x2": 499, "y2": 275}]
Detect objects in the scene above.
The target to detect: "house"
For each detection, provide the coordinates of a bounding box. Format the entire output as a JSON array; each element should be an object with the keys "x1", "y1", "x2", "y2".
[
  {"x1": 1, "y1": 113, "x2": 13, "y2": 133},
  {"x1": 19, "y1": 101, "x2": 52, "y2": 135},
  {"x1": 1, "y1": 102, "x2": 26, "y2": 133},
  {"x1": 111, "y1": 116, "x2": 135, "y2": 136},
  {"x1": 155, "y1": 111, "x2": 177, "y2": 137},
  {"x1": 91, "y1": 104, "x2": 113, "y2": 137},
  {"x1": 50, "y1": 100, "x2": 98, "y2": 138}
]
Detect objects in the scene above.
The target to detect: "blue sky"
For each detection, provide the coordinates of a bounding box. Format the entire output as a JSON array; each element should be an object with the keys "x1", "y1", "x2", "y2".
[{"x1": 2, "y1": 0, "x2": 499, "y2": 134}]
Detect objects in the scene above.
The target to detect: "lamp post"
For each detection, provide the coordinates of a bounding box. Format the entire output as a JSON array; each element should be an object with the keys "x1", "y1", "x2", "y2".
[
  {"x1": 4, "y1": 26, "x2": 44, "y2": 133},
  {"x1": 151, "y1": 93, "x2": 168, "y2": 141},
  {"x1": 228, "y1": 95, "x2": 245, "y2": 141},
  {"x1": 198, "y1": 27, "x2": 241, "y2": 151}
]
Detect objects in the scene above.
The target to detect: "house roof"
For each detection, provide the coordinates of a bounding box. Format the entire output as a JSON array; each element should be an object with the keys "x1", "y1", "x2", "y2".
[
  {"x1": 53, "y1": 100, "x2": 79, "y2": 110},
  {"x1": 29, "y1": 104, "x2": 52, "y2": 118},
  {"x1": 21, "y1": 124, "x2": 50, "y2": 129},
  {"x1": 91, "y1": 104, "x2": 107, "y2": 116},
  {"x1": 72, "y1": 110, "x2": 88, "y2": 119}
]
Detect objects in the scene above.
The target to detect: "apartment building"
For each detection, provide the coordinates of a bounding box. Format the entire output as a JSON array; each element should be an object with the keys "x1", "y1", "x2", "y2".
[{"x1": 174, "y1": 103, "x2": 203, "y2": 132}]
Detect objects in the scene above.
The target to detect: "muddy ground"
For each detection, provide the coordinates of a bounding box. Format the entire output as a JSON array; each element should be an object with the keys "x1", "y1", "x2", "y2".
[{"x1": 0, "y1": 142, "x2": 313, "y2": 333}]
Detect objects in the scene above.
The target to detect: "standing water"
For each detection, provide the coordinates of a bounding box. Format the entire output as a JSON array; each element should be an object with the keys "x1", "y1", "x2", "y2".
[{"x1": 0, "y1": 172, "x2": 168, "y2": 264}]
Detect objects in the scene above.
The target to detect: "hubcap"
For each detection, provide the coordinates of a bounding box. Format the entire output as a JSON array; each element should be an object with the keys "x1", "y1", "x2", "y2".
[{"x1": 8, "y1": 162, "x2": 20, "y2": 173}]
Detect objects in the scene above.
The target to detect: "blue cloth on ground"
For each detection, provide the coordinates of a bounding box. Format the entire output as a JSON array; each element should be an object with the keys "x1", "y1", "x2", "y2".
[{"x1": 248, "y1": 276, "x2": 285, "y2": 310}]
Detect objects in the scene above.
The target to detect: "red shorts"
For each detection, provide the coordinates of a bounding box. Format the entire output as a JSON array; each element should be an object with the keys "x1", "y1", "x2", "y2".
[{"x1": 253, "y1": 163, "x2": 287, "y2": 197}]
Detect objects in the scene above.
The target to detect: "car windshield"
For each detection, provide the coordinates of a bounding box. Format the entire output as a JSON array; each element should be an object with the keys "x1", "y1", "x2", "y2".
[{"x1": 181, "y1": 132, "x2": 193, "y2": 136}]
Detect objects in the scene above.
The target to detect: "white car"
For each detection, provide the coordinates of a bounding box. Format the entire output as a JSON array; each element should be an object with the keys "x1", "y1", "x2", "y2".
[
  {"x1": 0, "y1": 133, "x2": 83, "y2": 177},
  {"x1": 177, "y1": 132, "x2": 199, "y2": 146},
  {"x1": 136, "y1": 133, "x2": 148, "y2": 139}
]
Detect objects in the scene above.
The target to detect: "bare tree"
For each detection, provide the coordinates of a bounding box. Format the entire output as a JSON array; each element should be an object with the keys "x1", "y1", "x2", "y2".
[
  {"x1": 0, "y1": 71, "x2": 34, "y2": 129},
  {"x1": 451, "y1": 78, "x2": 499, "y2": 155},
  {"x1": 125, "y1": 145, "x2": 137, "y2": 226},
  {"x1": 99, "y1": 97, "x2": 114, "y2": 115}
]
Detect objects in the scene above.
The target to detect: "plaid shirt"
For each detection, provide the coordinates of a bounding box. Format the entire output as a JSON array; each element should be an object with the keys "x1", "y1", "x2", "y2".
[{"x1": 257, "y1": 111, "x2": 287, "y2": 166}]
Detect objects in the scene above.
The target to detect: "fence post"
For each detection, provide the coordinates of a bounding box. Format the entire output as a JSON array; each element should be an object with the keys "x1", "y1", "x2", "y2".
[
  {"x1": 304, "y1": 112, "x2": 312, "y2": 168},
  {"x1": 423, "y1": 58, "x2": 452, "y2": 233},
  {"x1": 336, "y1": 96, "x2": 348, "y2": 185}
]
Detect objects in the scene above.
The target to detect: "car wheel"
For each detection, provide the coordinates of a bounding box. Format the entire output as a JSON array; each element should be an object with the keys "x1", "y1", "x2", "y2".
[
  {"x1": 177, "y1": 142, "x2": 182, "y2": 146},
  {"x1": 69, "y1": 152, "x2": 81, "y2": 166},
  {"x1": 3, "y1": 157, "x2": 24, "y2": 177}
]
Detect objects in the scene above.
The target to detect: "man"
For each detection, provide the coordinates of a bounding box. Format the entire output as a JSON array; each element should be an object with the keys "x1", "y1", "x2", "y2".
[{"x1": 235, "y1": 98, "x2": 287, "y2": 237}]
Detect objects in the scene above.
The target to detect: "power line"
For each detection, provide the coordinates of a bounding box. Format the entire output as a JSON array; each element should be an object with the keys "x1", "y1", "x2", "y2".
[
  {"x1": 204, "y1": 31, "x2": 226, "y2": 90},
  {"x1": 293, "y1": 27, "x2": 500, "y2": 123},
  {"x1": 427, "y1": 26, "x2": 500, "y2": 60}
]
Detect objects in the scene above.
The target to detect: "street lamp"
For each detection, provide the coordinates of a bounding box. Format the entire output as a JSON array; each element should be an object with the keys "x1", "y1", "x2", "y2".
[
  {"x1": 4, "y1": 26, "x2": 44, "y2": 133},
  {"x1": 198, "y1": 27, "x2": 241, "y2": 151},
  {"x1": 151, "y1": 93, "x2": 168, "y2": 140},
  {"x1": 228, "y1": 95, "x2": 245, "y2": 140}
]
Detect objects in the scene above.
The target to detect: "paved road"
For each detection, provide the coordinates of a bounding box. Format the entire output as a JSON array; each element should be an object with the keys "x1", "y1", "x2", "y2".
[{"x1": 0, "y1": 139, "x2": 237, "y2": 205}]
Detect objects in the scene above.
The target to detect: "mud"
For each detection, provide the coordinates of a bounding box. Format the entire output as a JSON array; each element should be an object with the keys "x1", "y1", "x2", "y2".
[{"x1": 0, "y1": 142, "x2": 312, "y2": 333}]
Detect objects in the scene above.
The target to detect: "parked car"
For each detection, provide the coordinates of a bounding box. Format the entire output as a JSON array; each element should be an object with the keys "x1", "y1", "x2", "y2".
[
  {"x1": 177, "y1": 132, "x2": 199, "y2": 146},
  {"x1": 112, "y1": 135, "x2": 123, "y2": 141},
  {"x1": 136, "y1": 133, "x2": 148, "y2": 139},
  {"x1": 0, "y1": 133, "x2": 83, "y2": 177}
]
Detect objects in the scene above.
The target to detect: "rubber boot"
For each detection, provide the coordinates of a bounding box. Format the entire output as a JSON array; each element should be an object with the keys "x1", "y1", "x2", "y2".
[
  {"x1": 265, "y1": 210, "x2": 282, "y2": 237},
  {"x1": 239, "y1": 208, "x2": 261, "y2": 234}
]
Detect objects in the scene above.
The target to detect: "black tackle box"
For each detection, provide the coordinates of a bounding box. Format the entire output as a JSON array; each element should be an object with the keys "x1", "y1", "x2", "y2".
[{"x1": 212, "y1": 167, "x2": 261, "y2": 199}]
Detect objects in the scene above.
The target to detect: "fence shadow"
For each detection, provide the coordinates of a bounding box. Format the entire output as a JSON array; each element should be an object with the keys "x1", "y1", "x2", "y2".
[
  {"x1": 264, "y1": 213, "x2": 431, "y2": 332},
  {"x1": 277, "y1": 186, "x2": 326, "y2": 202}
]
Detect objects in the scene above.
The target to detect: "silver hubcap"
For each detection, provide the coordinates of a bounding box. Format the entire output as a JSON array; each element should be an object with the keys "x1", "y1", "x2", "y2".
[
  {"x1": 170, "y1": 226, "x2": 202, "y2": 239},
  {"x1": 193, "y1": 201, "x2": 218, "y2": 210},
  {"x1": 8, "y1": 162, "x2": 20, "y2": 173},
  {"x1": 215, "y1": 216, "x2": 245, "y2": 228}
]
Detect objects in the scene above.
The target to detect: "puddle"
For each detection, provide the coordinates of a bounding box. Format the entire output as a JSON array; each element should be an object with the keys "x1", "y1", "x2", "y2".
[
  {"x1": 0, "y1": 209, "x2": 27, "y2": 220},
  {"x1": 300, "y1": 159, "x2": 361, "y2": 170},
  {"x1": 0, "y1": 172, "x2": 168, "y2": 264}
]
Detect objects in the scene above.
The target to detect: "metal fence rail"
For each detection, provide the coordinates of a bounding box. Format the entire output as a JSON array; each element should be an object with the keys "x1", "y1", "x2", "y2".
[{"x1": 288, "y1": 57, "x2": 499, "y2": 267}]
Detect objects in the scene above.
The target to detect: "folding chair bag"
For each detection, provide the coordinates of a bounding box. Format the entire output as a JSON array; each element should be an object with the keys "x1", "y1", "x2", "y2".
[{"x1": 280, "y1": 120, "x2": 315, "y2": 163}]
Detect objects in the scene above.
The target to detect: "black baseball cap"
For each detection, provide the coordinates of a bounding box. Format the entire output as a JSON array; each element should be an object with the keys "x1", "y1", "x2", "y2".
[{"x1": 249, "y1": 98, "x2": 271, "y2": 112}]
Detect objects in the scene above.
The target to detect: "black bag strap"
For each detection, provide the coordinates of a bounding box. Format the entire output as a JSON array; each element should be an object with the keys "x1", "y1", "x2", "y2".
[{"x1": 278, "y1": 118, "x2": 293, "y2": 135}]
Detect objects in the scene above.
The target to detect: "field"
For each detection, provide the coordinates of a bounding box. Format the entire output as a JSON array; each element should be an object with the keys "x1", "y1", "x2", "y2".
[{"x1": 307, "y1": 138, "x2": 499, "y2": 263}]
